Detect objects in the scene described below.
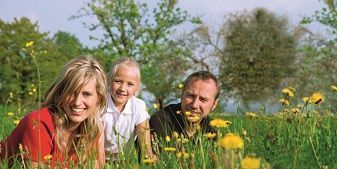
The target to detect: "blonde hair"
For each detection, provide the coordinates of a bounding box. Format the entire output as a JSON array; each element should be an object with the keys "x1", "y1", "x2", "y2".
[
  {"x1": 43, "y1": 55, "x2": 107, "y2": 155},
  {"x1": 108, "y1": 57, "x2": 141, "y2": 96}
]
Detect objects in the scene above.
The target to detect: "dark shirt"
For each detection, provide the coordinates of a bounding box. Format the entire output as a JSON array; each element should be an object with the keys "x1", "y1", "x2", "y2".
[{"x1": 149, "y1": 103, "x2": 217, "y2": 140}]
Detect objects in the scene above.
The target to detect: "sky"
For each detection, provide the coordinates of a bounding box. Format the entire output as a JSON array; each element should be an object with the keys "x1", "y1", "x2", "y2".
[{"x1": 0, "y1": 0, "x2": 327, "y2": 47}]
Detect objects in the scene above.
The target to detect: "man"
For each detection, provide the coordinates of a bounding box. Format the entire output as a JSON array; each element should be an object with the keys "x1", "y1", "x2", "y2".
[{"x1": 149, "y1": 70, "x2": 220, "y2": 140}]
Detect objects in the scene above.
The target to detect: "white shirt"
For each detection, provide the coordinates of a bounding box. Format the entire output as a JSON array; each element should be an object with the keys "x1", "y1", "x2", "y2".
[{"x1": 101, "y1": 95, "x2": 150, "y2": 154}]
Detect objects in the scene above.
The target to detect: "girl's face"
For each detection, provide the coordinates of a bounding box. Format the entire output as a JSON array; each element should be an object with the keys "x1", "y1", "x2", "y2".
[
  {"x1": 65, "y1": 78, "x2": 99, "y2": 127},
  {"x1": 111, "y1": 65, "x2": 139, "y2": 111}
]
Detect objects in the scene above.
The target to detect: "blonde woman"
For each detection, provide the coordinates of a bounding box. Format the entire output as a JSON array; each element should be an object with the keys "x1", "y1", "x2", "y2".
[{"x1": 0, "y1": 56, "x2": 107, "y2": 168}]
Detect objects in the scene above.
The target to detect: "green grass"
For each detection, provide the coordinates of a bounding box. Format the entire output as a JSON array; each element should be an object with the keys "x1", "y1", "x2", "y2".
[{"x1": 1, "y1": 103, "x2": 336, "y2": 168}]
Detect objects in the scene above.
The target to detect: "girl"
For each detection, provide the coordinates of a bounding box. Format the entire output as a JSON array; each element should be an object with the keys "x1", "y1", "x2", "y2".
[
  {"x1": 0, "y1": 56, "x2": 107, "y2": 168},
  {"x1": 102, "y1": 57, "x2": 155, "y2": 162}
]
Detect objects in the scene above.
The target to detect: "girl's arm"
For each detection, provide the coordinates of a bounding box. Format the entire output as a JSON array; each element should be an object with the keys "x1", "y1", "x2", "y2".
[{"x1": 136, "y1": 119, "x2": 157, "y2": 160}]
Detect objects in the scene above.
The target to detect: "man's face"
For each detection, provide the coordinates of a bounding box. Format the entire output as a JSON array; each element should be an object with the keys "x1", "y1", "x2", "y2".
[{"x1": 181, "y1": 78, "x2": 218, "y2": 123}]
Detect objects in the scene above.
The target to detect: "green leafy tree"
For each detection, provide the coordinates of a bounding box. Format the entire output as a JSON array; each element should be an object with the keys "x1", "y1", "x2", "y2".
[
  {"x1": 218, "y1": 8, "x2": 297, "y2": 104},
  {"x1": 73, "y1": 0, "x2": 197, "y2": 107},
  {"x1": 298, "y1": 1, "x2": 337, "y2": 112},
  {"x1": 0, "y1": 17, "x2": 47, "y2": 103}
]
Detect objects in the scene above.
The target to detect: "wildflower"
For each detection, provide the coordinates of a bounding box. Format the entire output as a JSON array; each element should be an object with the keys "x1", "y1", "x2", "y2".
[
  {"x1": 29, "y1": 92, "x2": 33, "y2": 96},
  {"x1": 291, "y1": 108, "x2": 300, "y2": 114},
  {"x1": 13, "y1": 120, "x2": 20, "y2": 125},
  {"x1": 282, "y1": 87, "x2": 294, "y2": 97},
  {"x1": 9, "y1": 92, "x2": 14, "y2": 98},
  {"x1": 176, "y1": 152, "x2": 189, "y2": 159},
  {"x1": 241, "y1": 156, "x2": 261, "y2": 169},
  {"x1": 242, "y1": 128, "x2": 247, "y2": 136},
  {"x1": 44, "y1": 154, "x2": 52, "y2": 160},
  {"x1": 164, "y1": 147, "x2": 176, "y2": 152},
  {"x1": 185, "y1": 111, "x2": 191, "y2": 116},
  {"x1": 279, "y1": 99, "x2": 290, "y2": 106},
  {"x1": 25, "y1": 41, "x2": 34, "y2": 47},
  {"x1": 142, "y1": 158, "x2": 156, "y2": 164},
  {"x1": 178, "y1": 83, "x2": 184, "y2": 89},
  {"x1": 32, "y1": 88, "x2": 37, "y2": 92},
  {"x1": 7, "y1": 112, "x2": 14, "y2": 117},
  {"x1": 187, "y1": 115, "x2": 200, "y2": 122},
  {"x1": 153, "y1": 103, "x2": 159, "y2": 109},
  {"x1": 210, "y1": 118, "x2": 231, "y2": 128},
  {"x1": 245, "y1": 112, "x2": 258, "y2": 118},
  {"x1": 176, "y1": 110, "x2": 181, "y2": 114},
  {"x1": 19, "y1": 144, "x2": 23, "y2": 151},
  {"x1": 165, "y1": 135, "x2": 171, "y2": 142},
  {"x1": 172, "y1": 131, "x2": 179, "y2": 139},
  {"x1": 176, "y1": 138, "x2": 189, "y2": 144},
  {"x1": 309, "y1": 92, "x2": 324, "y2": 104},
  {"x1": 331, "y1": 85, "x2": 337, "y2": 91},
  {"x1": 217, "y1": 133, "x2": 244, "y2": 150},
  {"x1": 205, "y1": 132, "x2": 217, "y2": 139},
  {"x1": 302, "y1": 97, "x2": 309, "y2": 102}
]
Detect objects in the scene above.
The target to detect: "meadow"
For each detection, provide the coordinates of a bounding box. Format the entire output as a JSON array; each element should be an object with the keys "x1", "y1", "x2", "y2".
[{"x1": 1, "y1": 87, "x2": 336, "y2": 169}]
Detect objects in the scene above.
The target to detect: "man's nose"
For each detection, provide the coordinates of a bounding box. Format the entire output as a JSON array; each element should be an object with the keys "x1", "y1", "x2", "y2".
[{"x1": 190, "y1": 98, "x2": 200, "y2": 108}]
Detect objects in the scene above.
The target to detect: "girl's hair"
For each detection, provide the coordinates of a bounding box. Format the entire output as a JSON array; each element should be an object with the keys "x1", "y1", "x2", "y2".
[
  {"x1": 43, "y1": 55, "x2": 107, "y2": 154},
  {"x1": 108, "y1": 57, "x2": 141, "y2": 96}
]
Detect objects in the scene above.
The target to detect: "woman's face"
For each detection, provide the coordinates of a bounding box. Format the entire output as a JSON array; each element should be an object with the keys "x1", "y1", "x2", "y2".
[{"x1": 65, "y1": 78, "x2": 99, "y2": 126}]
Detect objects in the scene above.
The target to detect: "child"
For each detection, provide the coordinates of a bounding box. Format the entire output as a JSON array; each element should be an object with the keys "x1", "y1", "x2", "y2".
[{"x1": 101, "y1": 57, "x2": 155, "y2": 161}]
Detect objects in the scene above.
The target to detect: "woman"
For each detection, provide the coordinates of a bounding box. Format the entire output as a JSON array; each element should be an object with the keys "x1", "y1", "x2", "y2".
[{"x1": 0, "y1": 56, "x2": 107, "y2": 168}]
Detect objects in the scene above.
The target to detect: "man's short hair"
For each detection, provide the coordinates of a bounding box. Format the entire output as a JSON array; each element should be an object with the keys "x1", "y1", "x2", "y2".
[{"x1": 183, "y1": 70, "x2": 220, "y2": 99}]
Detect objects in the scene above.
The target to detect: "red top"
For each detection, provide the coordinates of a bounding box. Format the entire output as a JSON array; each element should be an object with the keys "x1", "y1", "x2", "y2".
[{"x1": 0, "y1": 107, "x2": 97, "y2": 167}]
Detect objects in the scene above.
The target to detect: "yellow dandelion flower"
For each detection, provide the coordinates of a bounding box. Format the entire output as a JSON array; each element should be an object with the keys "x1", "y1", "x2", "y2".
[
  {"x1": 153, "y1": 103, "x2": 159, "y2": 109},
  {"x1": 25, "y1": 41, "x2": 34, "y2": 47},
  {"x1": 309, "y1": 92, "x2": 324, "y2": 104},
  {"x1": 217, "y1": 133, "x2": 244, "y2": 150},
  {"x1": 28, "y1": 92, "x2": 33, "y2": 96},
  {"x1": 282, "y1": 87, "x2": 294, "y2": 97},
  {"x1": 241, "y1": 156, "x2": 261, "y2": 169},
  {"x1": 279, "y1": 99, "x2": 290, "y2": 106},
  {"x1": 165, "y1": 135, "x2": 171, "y2": 142},
  {"x1": 7, "y1": 112, "x2": 14, "y2": 117},
  {"x1": 178, "y1": 83, "x2": 184, "y2": 89},
  {"x1": 32, "y1": 88, "x2": 37, "y2": 92},
  {"x1": 245, "y1": 112, "x2": 258, "y2": 118},
  {"x1": 205, "y1": 132, "x2": 217, "y2": 139},
  {"x1": 291, "y1": 108, "x2": 300, "y2": 114},
  {"x1": 182, "y1": 152, "x2": 189, "y2": 159},
  {"x1": 9, "y1": 92, "x2": 14, "y2": 98},
  {"x1": 164, "y1": 147, "x2": 176, "y2": 152},
  {"x1": 142, "y1": 158, "x2": 156, "y2": 164},
  {"x1": 176, "y1": 152, "x2": 182, "y2": 158},
  {"x1": 210, "y1": 118, "x2": 231, "y2": 128},
  {"x1": 176, "y1": 110, "x2": 181, "y2": 114},
  {"x1": 187, "y1": 115, "x2": 200, "y2": 122},
  {"x1": 176, "y1": 138, "x2": 189, "y2": 144},
  {"x1": 19, "y1": 144, "x2": 23, "y2": 151},
  {"x1": 44, "y1": 154, "x2": 52, "y2": 160},
  {"x1": 242, "y1": 128, "x2": 247, "y2": 136},
  {"x1": 302, "y1": 97, "x2": 309, "y2": 102},
  {"x1": 13, "y1": 120, "x2": 20, "y2": 125},
  {"x1": 172, "y1": 131, "x2": 179, "y2": 139},
  {"x1": 331, "y1": 85, "x2": 337, "y2": 91},
  {"x1": 185, "y1": 111, "x2": 191, "y2": 116}
]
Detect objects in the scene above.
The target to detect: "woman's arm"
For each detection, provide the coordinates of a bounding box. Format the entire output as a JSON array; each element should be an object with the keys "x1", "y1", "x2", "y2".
[{"x1": 136, "y1": 120, "x2": 157, "y2": 160}]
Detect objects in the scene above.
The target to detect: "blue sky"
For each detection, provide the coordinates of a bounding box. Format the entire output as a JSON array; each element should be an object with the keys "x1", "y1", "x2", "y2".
[{"x1": 0, "y1": 0, "x2": 326, "y2": 47}]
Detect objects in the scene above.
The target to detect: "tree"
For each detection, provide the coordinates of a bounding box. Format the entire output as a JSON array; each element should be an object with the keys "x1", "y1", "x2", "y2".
[
  {"x1": 73, "y1": 0, "x2": 198, "y2": 107},
  {"x1": 218, "y1": 8, "x2": 297, "y2": 104},
  {"x1": 0, "y1": 17, "x2": 47, "y2": 103}
]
